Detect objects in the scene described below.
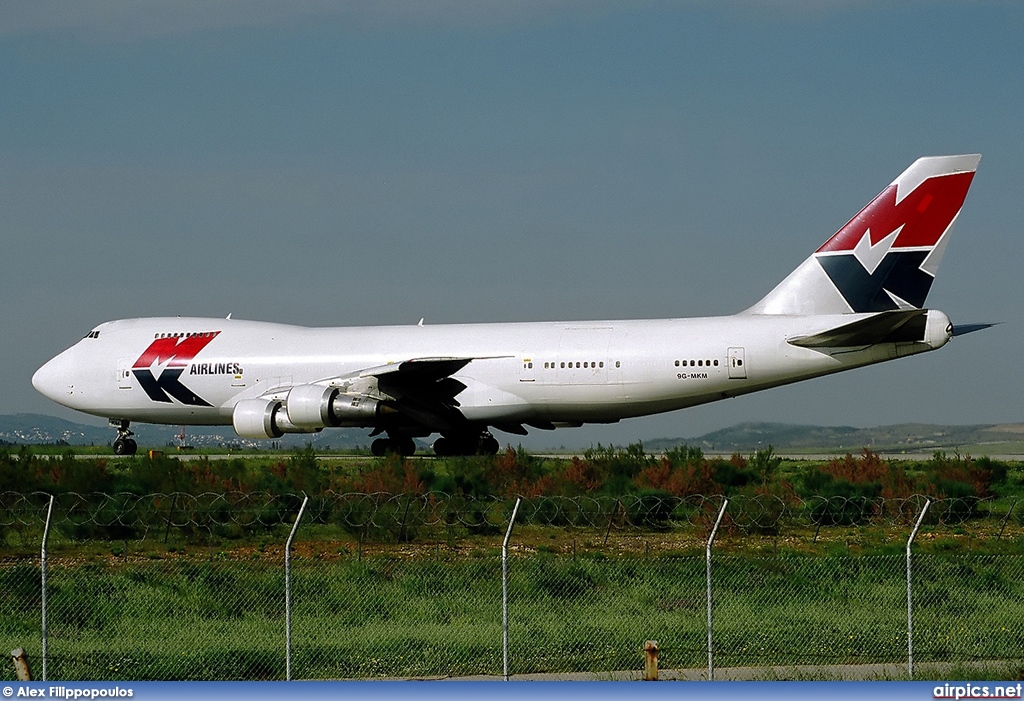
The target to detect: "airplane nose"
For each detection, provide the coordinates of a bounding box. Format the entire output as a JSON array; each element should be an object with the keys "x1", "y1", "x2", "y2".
[{"x1": 32, "y1": 353, "x2": 73, "y2": 404}]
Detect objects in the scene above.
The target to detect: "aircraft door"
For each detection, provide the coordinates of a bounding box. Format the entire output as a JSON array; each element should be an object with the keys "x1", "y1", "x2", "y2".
[
  {"x1": 728, "y1": 347, "x2": 747, "y2": 379},
  {"x1": 520, "y1": 356, "x2": 536, "y2": 383},
  {"x1": 117, "y1": 358, "x2": 133, "y2": 390}
]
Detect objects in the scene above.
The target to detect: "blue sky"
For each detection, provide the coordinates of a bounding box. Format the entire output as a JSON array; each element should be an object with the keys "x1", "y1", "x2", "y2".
[{"x1": 3, "y1": 1, "x2": 1022, "y2": 448}]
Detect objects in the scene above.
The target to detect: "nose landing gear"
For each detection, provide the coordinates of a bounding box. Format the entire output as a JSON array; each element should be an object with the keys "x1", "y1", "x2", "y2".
[{"x1": 110, "y1": 419, "x2": 138, "y2": 455}]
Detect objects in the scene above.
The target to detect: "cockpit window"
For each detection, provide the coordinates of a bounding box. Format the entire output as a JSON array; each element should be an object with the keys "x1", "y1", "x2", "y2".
[{"x1": 83, "y1": 331, "x2": 100, "y2": 339}]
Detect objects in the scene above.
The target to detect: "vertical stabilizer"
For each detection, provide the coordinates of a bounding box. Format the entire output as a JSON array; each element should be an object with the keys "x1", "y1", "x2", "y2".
[{"x1": 746, "y1": 154, "x2": 980, "y2": 315}]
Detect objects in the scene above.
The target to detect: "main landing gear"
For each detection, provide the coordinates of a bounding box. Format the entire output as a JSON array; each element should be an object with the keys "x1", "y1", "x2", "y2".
[
  {"x1": 370, "y1": 434, "x2": 417, "y2": 457},
  {"x1": 433, "y1": 431, "x2": 500, "y2": 457},
  {"x1": 369, "y1": 430, "x2": 501, "y2": 458},
  {"x1": 110, "y1": 419, "x2": 138, "y2": 456}
]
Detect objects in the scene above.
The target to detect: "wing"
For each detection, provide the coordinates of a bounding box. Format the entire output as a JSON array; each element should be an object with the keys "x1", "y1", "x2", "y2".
[{"x1": 323, "y1": 356, "x2": 504, "y2": 434}]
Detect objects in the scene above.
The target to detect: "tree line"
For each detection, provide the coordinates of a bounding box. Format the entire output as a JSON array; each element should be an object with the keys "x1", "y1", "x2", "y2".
[{"x1": 0, "y1": 443, "x2": 1012, "y2": 501}]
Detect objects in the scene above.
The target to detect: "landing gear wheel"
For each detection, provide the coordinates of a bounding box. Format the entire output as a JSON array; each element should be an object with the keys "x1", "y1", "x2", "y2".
[
  {"x1": 395, "y1": 436, "x2": 416, "y2": 456},
  {"x1": 435, "y1": 432, "x2": 499, "y2": 456},
  {"x1": 433, "y1": 436, "x2": 451, "y2": 457},
  {"x1": 113, "y1": 438, "x2": 137, "y2": 455},
  {"x1": 442, "y1": 435, "x2": 475, "y2": 456},
  {"x1": 110, "y1": 419, "x2": 137, "y2": 455},
  {"x1": 480, "y1": 434, "x2": 500, "y2": 456},
  {"x1": 372, "y1": 436, "x2": 416, "y2": 456}
]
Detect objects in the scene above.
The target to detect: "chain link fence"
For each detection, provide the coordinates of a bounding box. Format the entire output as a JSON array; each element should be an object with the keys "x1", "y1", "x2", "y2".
[
  {"x1": 3, "y1": 492, "x2": 1024, "y2": 681},
  {"x1": 3, "y1": 491, "x2": 1021, "y2": 541}
]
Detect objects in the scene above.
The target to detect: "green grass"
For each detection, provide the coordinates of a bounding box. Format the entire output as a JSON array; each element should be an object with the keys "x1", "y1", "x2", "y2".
[{"x1": 4, "y1": 551, "x2": 1024, "y2": 681}]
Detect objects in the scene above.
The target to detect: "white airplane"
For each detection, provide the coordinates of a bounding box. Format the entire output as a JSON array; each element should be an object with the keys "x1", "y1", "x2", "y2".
[{"x1": 34, "y1": 155, "x2": 991, "y2": 457}]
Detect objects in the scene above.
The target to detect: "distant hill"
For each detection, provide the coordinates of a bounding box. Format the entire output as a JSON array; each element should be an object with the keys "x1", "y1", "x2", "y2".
[
  {"x1": 0, "y1": 413, "x2": 367, "y2": 450},
  {"x1": 5, "y1": 413, "x2": 1024, "y2": 455},
  {"x1": 648, "y1": 421, "x2": 1024, "y2": 454}
]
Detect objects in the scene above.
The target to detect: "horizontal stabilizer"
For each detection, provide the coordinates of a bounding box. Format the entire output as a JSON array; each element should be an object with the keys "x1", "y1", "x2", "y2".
[
  {"x1": 952, "y1": 322, "x2": 999, "y2": 337},
  {"x1": 789, "y1": 309, "x2": 928, "y2": 348}
]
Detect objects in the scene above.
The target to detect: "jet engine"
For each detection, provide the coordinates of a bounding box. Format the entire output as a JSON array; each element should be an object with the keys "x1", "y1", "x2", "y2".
[
  {"x1": 233, "y1": 385, "x2": 387, "y2": 439},
  {"x1": 284, "y1": 384, "x2": 383, "y2": 429},
  {"x1": 232, "y1": 397, "x2": 317, "y2": 440}
]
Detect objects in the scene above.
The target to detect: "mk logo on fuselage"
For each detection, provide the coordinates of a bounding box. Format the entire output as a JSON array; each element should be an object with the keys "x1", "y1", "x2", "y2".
[{"x1": 132, "y1": 332, "x2": 221, "y2": 406}]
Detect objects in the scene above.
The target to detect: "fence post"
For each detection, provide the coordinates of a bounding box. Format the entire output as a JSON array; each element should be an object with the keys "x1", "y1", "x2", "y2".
[
  {"x1": 11, "y1": 648, "x2": 32, "y2": 681},
  {"x1": 285, "y1": 494, "x2": 309, "y2": 681},
  {"x1": 502, "y1": 497, "x2": 522, "y2": 681},
  {"x1": 40, "y1": 494, "x2": 54, "y2": 682},
  {"x1": 707, "y1": 498, "x2": 728, "y2": 681},
  {"x1": 644, "y1": 640, "x2": 659, "y2": 681},
  {"x1": 907, "y1": 498, "x2": 930, "y2": 679},
  {"x1": 997, "y1": 499, "x2": 1017, "y2": 541}
]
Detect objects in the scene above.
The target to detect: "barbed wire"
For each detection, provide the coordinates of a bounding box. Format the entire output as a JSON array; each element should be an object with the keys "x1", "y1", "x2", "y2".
[{"x1": 0, "y1": 491, "x2": 1018, "y2": 537}]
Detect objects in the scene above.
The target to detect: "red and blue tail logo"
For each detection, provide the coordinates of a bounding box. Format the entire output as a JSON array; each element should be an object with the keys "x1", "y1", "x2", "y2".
[
  {"x1": 749, "y1": 155, "x2": 980, "y2": 316},
  {"x1": 814, "y1": 164, "x2": 976, "y2": 312}
]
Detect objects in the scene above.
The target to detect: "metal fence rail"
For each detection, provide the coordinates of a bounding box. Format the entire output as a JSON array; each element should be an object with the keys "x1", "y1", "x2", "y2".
[{"x1": 2, "y1": 492, "x2": 1023, "y2": 681}]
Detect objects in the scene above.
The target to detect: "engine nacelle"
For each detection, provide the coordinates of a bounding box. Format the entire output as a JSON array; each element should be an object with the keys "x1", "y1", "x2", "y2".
[
  {"x1": 285, "y1": 384, "x2": 338, "y2": 430},
  {"x1": 232, "y1": 398, "x2": 320, "y2": 439},
  {"x1": 329, "y1": 392, "x2": 384, "y2": 424},
  {"x1": 285, "y1": 384, "x2": 384, "y2": 430}
]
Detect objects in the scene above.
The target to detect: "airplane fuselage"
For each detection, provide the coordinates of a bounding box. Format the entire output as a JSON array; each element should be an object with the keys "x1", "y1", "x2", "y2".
[
  {"x1": 30, "y1": 154, "x2": 982, "y2": 455},
  {"x1": 36, "y1": 311, "x2": 951, "y2": 428}
]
